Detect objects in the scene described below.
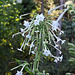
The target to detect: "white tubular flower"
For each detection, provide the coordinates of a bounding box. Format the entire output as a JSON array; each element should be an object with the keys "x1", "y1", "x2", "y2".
[
  {"x1": 59, "y1": 51, "x2": 62, "y2": 54},
  {"x1": 36, "y1": 13, "x2": 45, "y2": 21},
  {"x1": 17, "y1": 0, "x2": 22, "y2": 3},
  {"x1": 25, "y1": 43, "x2": 30, "y2": 46},
  {"x1": 26, "y1": 34, "x2": 31, "y2": 39},
  {"x1": 54, "y1": 58, "x2": 59, "y2": 63},
  {"x1": 20, "y1": 28, "x2": 24, "y2": 32},
  {"x1": 19, "y1": 28, "x2": 25, "y2": 37},
  {"x1": 57, "y1": 7, "x2": 69, "y2": 22},
  {"x1": 56, "y1": 37, "x2": 61, "y2": 42},
  {"x1": 43, "y1": 47, "x2": 51, "y2": 56},
  {"x1": 54, "y1": 55, "x2": 63, "y2": 63},
  {"x1": 34, "y1": 20, "x2": 39, "y2": 26},
  {"x1": 61, "y1": 40, "x2": 66, "y2": 44},
  {"x1": 17, "y1": 48, "x2": 23, "y2": 51},
  {"x1": 30, "y1": 42, "x2": 35, "y2": 49},
  {"x1": 48, "y1": 4, "x2": 65, "y2": 15},
  {"x1": 59, "y1": 55, "x2": 63, "y2": 62},
  {"x1": 34, "y1": 30, "x2": 39, "y2": 33},
  {"x1": 15, "y1": 71, "x2": 23, "y2": 75},
  {"x1": 52, "y1": 20, "x2": 60, "y2": 31},
  {"x1": 48, "y1": 10, "x2": 52, "y2": 15},
  {"x1": 23, "y1": 21, "x2": 30, "y2": 27},
  {"x1": 54, "y1": 44, "x2": 59, "y2": 48},
  {"x1": 59, "y1": 31, "x2": 64, "y2": 35},
  {"x1": 31, "y1": 51, "x2": 35, "y2": 54}
]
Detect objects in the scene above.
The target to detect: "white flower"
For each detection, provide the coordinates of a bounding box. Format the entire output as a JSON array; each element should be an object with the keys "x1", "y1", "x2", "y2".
[
  {"x1": 22, "y1": 33, "x2": 24, "y2": 37},
  {"x1": 36, "y1": 13, "x2": 45, "y2": 21},
  {"x1": 48, "y1": 10, "x2": 52, "y2": 15},
  {"x1": 17, "y1": 0, "x2": 22, "y2": 3},
  {"x1": 26, "y1": 34, "x2": 31, "y2": 39},
  {"x1": 25, "y1": 43, "x2": 30, "y2": 46},
  {"x1": 59, "y1": 51, "x2": 62, "y2": 54},
  {"x1": 59, "y1": 55, "x2": 63, "y2": 62},
  {"x1": 30, "y1": 41, "x2": 35, "y2": 50},
  {"x1": 23, "y1": 21, "x2": 30, "y2": 27},
  {"x1": 56, "y1": 37, "x2": 61, "y2": 42},
  {"x1": 31, "y1": 51, "x2": 35, "y2": 54},
  {"x1": 34, "y1": 30, "x2": 39, "y2": 33},
  {"x1": 15, "y1": 71, "x2": 23, "y2": 75},
  {"x1": 59, "y1": 31, "x2": 64, "y2": 35},
  {"x1": 17, "y1": 48, "x2": 23, "y2": 51},
  {"x1": 20, "y1": 28, "x2": 24, "y2": 32},
  {"x1": 43, "y1": 47, "x2": 51, "y2": 56},
  {"x1": 34, "y1": 20, "x2": 39, "y2": 26},
  {"x1": 52, "y1": 20, "x2": 60, "y2": 31},
  {"x1": 61, "y1": 40, "x2": 66, "y2": 44},
  {"x1": 55, "y1": 44, "x2": 59, "y2": 48},
  {"x1": 57, "y1": 7, "x2": 69, "y2": 22},
  {"x1": 54, "y1": 58, "x2": 59, "y2": 63}
]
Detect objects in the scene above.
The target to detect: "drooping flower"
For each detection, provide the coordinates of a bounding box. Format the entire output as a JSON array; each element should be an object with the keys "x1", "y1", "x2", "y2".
[
  {"x1": 59, "y1": 31, "x2": 64, "y2": 35},
  {"x1": 52, "y1": 20, "x2": 60, "y2": 31},
  {"x1": 57, "y1": 7, "x2": 69, "y2": 22},
  {"x1": 59, "y1": 55, "x2": 63, "y2": 62},
  {"x1": 17, "y1": 48, "x2": 23, "y2": 51},
  {"x1": 61, "y1": 40, "x2": 66, "y2": 44},
  {"x1": 43, "y1": 47, "x2": 51, "y2": 56},
  {"x1": 48, "y1": 10, "x2": 52, "y2": 15},
  {"x1": 15, "y1": 71, "x2": 23, "y2": 75},
  {"x1": 34, "y1": 30, "x2": 39, "y2": 33},
  {"x1": 54, "y1": 58, "x2": 59, "y2": 63},
  {"x1": 31, "y1": 51, "x2": 35, "y2": 54},
  {"x1": 23, "y1": 21, "x2": 30, "y2": 27},
  {"x1": 26, "y1": 34, "x2": 31, "y2": 39},
  {"x1": 56, "y1": 37, "x2": 61, "y2": 42},
  {"x1": 20, "y1": 28, "x2": 24, "y2": 32}
]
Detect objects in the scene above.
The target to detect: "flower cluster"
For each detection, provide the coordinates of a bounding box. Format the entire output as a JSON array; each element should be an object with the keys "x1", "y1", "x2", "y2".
[{"x1": 12, "y1": 2, "x2": 71, "y2": 74}]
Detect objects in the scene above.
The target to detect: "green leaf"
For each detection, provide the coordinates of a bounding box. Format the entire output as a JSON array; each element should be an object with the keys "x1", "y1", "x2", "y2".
[{"x1": 68, "y1": 43, "x2": 75, "y2": 48}]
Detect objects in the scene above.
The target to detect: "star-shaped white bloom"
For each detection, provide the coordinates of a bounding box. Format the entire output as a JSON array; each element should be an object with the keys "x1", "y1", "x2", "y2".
[
  {"x1": 52, "y1": 20, "x2": 60, "y2": 31},
  {"x1": 59, "y1": 31, "x2": 64, "y2": 35},
  {"x1": 34, "y1": 20, "x2": 39, "y2": 26},
  {"x1": 23, "y1": 21, "x2": 30, "y2": 27},
  {"x1": 56, "y1": 37, "x2": 61, "y2": 42},
  {"x1": 59, "y1": 55, "x2": 63, "y2": 62},
  {"x1": 26, "y1": 34, "x2": 31, "y2": 39},
  {"x1": 36, "y1": 13, "x2": 45, "y2": 21},
  {"x1": 61, "y1": 40, "x2": 66, "y2": 44},
  {"x1": 15, "y1": 71, "x2": 23, "y2": 75},
  {"x1": 54, "y1": 57, "x2": 59, "y2": 63},
  {"x1": 20, "y1": 28, "x2": 24, "y2": 32},
  {"x1": 43, "y1": 47, "x2": 51, "y2": 56}
]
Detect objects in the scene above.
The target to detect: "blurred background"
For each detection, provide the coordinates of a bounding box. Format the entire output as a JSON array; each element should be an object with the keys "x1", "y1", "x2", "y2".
[{"x1": 0, "y1": 0, "x2": 75, "y2": 75}]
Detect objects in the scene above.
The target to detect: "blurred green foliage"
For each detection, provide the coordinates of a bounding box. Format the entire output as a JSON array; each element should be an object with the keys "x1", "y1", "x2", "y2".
[{"x1": 0, "y1": 0, "x2": 35, "y2": 75}]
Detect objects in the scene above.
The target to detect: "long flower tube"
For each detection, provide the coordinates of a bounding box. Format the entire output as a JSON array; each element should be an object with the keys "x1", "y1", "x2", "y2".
[
  {"x1": 48, "y1": 4, "x2": 67, "y2": 15},
  {"x1": 57, "y1": 7, "x2": 69, "y2": 21}
]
